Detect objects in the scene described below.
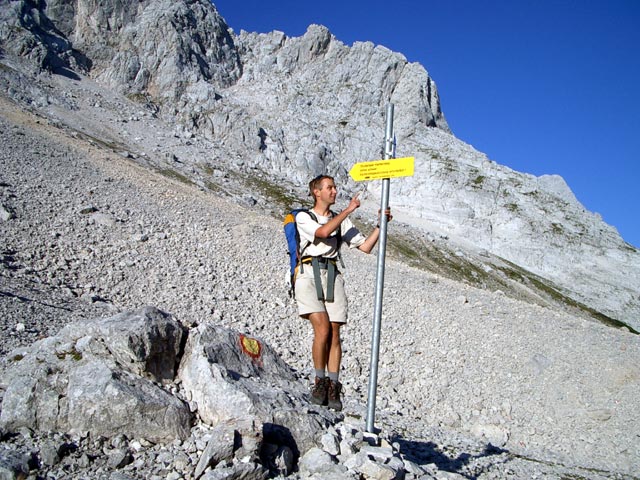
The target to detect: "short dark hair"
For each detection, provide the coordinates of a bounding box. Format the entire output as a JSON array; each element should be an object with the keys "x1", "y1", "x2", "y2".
[{"x1": 308, "y1": 174, "x2": 334, "y2": 199}]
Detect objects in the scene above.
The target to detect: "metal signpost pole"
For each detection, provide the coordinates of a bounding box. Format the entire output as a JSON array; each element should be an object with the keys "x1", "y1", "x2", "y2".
[{"x1": 365, "y1": 103, "x2": 394, "y2": 433}]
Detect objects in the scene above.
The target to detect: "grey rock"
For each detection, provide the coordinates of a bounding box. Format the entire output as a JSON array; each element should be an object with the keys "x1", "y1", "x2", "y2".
[
  {"x1": 178, "y1": 324, "x2": 337, "y2": 453},
  {"x1": 298, "y1": 447, "x2": 346, "y2": 477},
  {"x1": 0, "y1": 307, "x2": 192, "y2": 443},
  {"x1": 109, "y1": 474, "x2": 136, "y2": 480},
  {"x1": 66, "y1": 359, "x2": 190, "y2": 441},
  {"x1": 402, "y1": 459, "x2": 427, "y2": 477},
  {"x1": 77, "y1": 453, "x2": 92, "y2": 468},
  {"x1": 233, "y1": 423, "x2": 264, "y2": 464},
  {"x1": 90, "y1": 212, "x2": 117, "y2": 226},
  {"x1": 0, "y1": 450, "x2": 31, "y2": 480},
  {"x1": 38, "y1": 440, "x2": 61, "y2": 467},
  {"x1": 342, "y1": 450, "x2": 367, "y2": 471},
  {"x1": 194, "y1": 422, "x2": 236, "y2": 479},
  {"x1": 79, "y1": 205, "x2": 99, "y2": 214},
  {"x1": 357, "y1": 458, "x2": 400, "y2": 480},
  {"x1": 0, "y1": 204, "x2": 14, "y2": 221},
  {"x1": 470, "y1": 424, "x2": 509, "y2": 448},
  {"x1": 200, "y1": 461, "x2": 268, "y2": 480},
  {"x1": 110, "y1": 433, "x2": 129, "y2": 449},
  {"x1": 106, "y1": 448, "x2": 133, "y2": 469},
  {"x1": 359, "y1": 444, "x2": 395, "y2": 463},
  {"x1": 586, "y1": 408, "x2": 613, "y2": 422},
  {"x1": 529, "y1": 353, "x2": 552, "y2": 375},
  {"x1": 61, "y1": 306, "x2": 186, "y2": 382},
  {"x1": 320, "y1": 432, "x2": 340, "y2": 456}
]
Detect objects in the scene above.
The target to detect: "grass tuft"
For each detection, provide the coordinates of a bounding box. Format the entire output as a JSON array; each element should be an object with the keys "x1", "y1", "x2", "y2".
[{"x1": 157, "y1": 168, "x2": 194, "y2": 185}]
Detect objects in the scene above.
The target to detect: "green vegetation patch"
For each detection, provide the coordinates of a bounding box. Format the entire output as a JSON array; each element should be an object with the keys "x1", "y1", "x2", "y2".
[
  {"x1": 126, "y1": 93, "x2": 151, "y2": 104},
  {"x1": 246, "y1": 174, "x2": 303, "y2": 213},
  {"x1": 157, "y1": 168, "x2": 195, "y2": 186},
  {"x1": 56, "y1": 348, "x2": 83, "y2": 361},
  {"x1": 382, "y1": 230, "x2": 492, "y2": 288},
  {"x1": 472, "y1": 175, "x2": 486, "y2": 186}
]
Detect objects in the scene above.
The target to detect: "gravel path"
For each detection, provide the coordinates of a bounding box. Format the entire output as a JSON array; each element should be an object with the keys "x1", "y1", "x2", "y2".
[{"x1": 1, "y1": 83, "x2": 639, "y2": 479}]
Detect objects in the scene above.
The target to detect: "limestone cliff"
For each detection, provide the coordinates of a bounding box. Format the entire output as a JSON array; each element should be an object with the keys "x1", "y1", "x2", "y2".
[{"x1": 1, "y1": 0, "x2": 638, "y2": 328}]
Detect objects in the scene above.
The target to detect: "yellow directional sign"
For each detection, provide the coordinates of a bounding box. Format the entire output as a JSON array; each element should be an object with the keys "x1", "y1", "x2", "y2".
[{"x1": 349, "y1": 157, "x2": 414, "y2": 181}]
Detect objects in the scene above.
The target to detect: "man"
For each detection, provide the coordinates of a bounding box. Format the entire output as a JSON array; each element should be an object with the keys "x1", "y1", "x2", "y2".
[{"x1": 295, "y1": 174, "x2": 391, "y2": 410}]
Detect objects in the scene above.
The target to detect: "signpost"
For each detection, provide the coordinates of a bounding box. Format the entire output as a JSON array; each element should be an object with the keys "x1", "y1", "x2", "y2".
[{"x1": 349, "y1": 103, "x2": 414, "y2": 433}]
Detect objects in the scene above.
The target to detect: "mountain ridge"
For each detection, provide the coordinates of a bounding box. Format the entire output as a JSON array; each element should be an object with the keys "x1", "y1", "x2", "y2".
[{"x1": 1, "y1": 0, "x2": 638, "y2": 329}]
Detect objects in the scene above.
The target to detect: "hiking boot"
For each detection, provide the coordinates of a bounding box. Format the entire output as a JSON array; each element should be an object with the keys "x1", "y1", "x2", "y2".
[
  {"x1": 327, "y1": 379, "x2": 343, "y2": 411},
  {"x1": 310, "y1": 376, "x2": 329, "y2": 405}
]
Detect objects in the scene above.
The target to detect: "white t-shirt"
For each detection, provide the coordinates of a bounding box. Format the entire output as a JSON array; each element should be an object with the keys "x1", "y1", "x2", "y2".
[{"x1": 296, "y1": 210, "x2": 366, "y2": 259}]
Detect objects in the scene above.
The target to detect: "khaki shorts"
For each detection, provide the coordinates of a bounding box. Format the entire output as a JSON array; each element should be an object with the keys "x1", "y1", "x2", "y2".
[{"x1": 295, "y1": 266, "x2": 348, "y2": 323}]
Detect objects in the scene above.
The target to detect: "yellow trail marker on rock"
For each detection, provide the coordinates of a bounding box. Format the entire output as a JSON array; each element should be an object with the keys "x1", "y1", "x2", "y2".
[{"x1": 349, "y1": 156, "x2": 414, "y2": 181}]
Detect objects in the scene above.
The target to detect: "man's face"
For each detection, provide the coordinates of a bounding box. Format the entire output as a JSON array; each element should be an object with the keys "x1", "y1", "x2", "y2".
[{"x1": 316, "y1": 178, "x2": 337, "y2": 204}]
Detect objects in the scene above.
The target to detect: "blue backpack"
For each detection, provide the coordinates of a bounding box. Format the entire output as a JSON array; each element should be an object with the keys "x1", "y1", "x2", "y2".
[{"x1": 283, "y1": 209, "x2": 342, "y2": 297}]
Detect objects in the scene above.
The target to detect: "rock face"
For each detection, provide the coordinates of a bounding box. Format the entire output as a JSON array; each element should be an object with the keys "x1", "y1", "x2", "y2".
[
  {"x1": 0, "y1": 307, "x2": 191, "y2": 443},
  {"x1": 1, "y1": 0, "x2": 637, "y2": 328},
  {"x1": 0, "y1": 0, "x2": 89, "y2": 73}
]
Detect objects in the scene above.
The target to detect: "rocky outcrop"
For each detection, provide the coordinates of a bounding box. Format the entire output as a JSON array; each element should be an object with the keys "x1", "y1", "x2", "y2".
[
  {"x1": 0, "y1": 307, "x2": 344, "y2": 476},
  {"x1": 1, "y1": 307, "x2": 488, "y2": 479},
  {"x1": 178, "y1": 323, "x2": 339, "y2": 455},
  {"x1": 0, "y1": 307, "x2": 191, "y2": 442},
  {"x1": 384, "y1": 129, "x2": 640, "y2": 328},
  {"x1": 0, "y1": 0, "x2": 449, "y2": 182},
  {"x1": 0, "y1": 0, "x2": 90, "y2": 72}
]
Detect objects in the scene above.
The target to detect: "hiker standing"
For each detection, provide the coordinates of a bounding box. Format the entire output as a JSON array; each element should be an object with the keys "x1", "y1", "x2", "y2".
[{"x1": 294, "y1": 174, "x2": 391, "y2": 410}]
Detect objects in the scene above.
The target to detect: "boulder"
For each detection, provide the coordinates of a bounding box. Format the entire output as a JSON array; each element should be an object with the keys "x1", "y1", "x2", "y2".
[
  {"x1": 178, "y1": 324, "x2": 339, "y2": 455},
  {"x1": 0, "y1": 307, "x2": 191, "y2": 442},
  {"x1": 59, "y1": 306, "x2": 186, "y2": 382}
]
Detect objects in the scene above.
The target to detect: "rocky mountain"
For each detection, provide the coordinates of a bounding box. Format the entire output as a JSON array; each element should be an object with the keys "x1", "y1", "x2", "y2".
[{"x1": 2, "y1": 0, "x2": 637, "y2": 330}]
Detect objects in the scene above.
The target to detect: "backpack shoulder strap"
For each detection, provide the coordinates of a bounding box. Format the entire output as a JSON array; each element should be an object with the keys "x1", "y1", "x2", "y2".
[
  {"x1": 328, "y1": 210, "x2": 345, "y2": 269},
  {"x1": 295, "y1": 209, "x2": 311, "y2": 259},
  {"x1": 329, "y1": 210, "x2": 342, "y2": 245}
]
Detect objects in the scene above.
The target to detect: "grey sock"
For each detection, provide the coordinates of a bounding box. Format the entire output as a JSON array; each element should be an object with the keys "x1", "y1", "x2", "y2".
[
  {"x1": 315, "y1": 369, "x2": 326, "y2": 379},
  {"x1": 328, "y1": 371, "x2": 339, "y2": 382}
]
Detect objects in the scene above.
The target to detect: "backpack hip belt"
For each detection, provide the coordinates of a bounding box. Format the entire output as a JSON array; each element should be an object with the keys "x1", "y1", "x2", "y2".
[
  {"x1": 301, "y1": 256, "x2": 337, "y2": 268},
  {"x1": 301, "y1": 256, "x2": 338, "y2": 303}
]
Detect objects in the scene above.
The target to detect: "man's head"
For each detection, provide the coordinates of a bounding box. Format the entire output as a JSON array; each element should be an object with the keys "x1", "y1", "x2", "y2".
[{"x1": 309, "y1": 175, "x2": 337, "y2": 206}]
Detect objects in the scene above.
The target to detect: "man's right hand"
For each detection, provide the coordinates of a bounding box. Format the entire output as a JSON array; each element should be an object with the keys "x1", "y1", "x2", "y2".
[{"x1": 347, "y1": 192, "x2": 361, "y2": 213}]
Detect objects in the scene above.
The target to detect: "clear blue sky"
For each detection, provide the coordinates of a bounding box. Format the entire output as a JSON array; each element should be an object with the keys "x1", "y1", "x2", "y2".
[{"x1": 213, "y1": 0, "x2": 640, "y2": 247}]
